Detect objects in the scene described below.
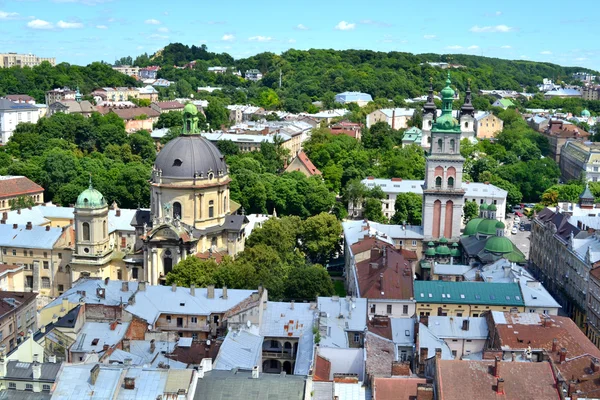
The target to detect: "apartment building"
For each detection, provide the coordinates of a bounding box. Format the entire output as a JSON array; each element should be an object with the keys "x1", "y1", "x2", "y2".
[
  {"x1": 0, "y1": 53, "x2": 55, "y2": 68},
  {"x1": 0, "y1": 291, "x2": 37, "y2": 351}
]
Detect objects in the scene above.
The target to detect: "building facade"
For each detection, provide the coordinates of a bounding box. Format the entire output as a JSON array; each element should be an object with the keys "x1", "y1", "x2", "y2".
[
  {"x1": 366, "y1": 108, "x2": 415, "y2": 129},
  {"x1": 560, "y1": 140, "x2": 600, "y2": 182},
  {"x1": 0, "y1": 292, "x2": 37, "y2": 351},
  {"x1": 45, "y1": 87, "x2": 76, "y2": 105},
  {"x1": 0, "y1": 99, "x2": 41, "y2": 143},
  {"x1": 474, "y1": 113, "x2": 504, "y2": 139},
  {"x1": 0, "y1": 53, "x2": 55, "y2": 68},
  {"x1": 0, "y1": 176, "x2": 44, "y2": 212}
]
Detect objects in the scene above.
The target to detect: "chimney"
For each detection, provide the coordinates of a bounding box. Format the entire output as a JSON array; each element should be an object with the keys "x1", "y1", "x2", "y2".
[
  {"x1": 370, "y1": 247, "x2": 380, "y2": 262},
  {"x1": 207, "y1": 285, "x2": 215, "y2": 299},
  {"x1": 124, "y1": 377, "x2": 135, "y2": 390},
  {"x1": 45, "y1": 225, "x2": 50, "y2": 231},
  {"x1": 96, "y1": 288, "x2": 105, "y2": 299},
  {"x1": 103, "y1": 344, "x2": 110, "y2": 352},
  {"x1": 380, "y1": 273, "x2": 384, "y2": 290},
  {"x1": 190, "y1": 284, "x2": 195, "y2": 297},
  {"x1": 1, "y1": 212, "x2": 6, "y2": 221},
  {"x1": 511, "y1": 352, "x2": 516, "y2": 362},
  {"x1": 48, "y1": 355, "x2": 56, "y2": 363},
  {"x1": 32, "y1": 356, "x2": 41, "y2": 380},
  {"x1": 26, "y1": 221, "x2": 32, "y2": 230},
  {"x1": 552, "y1": 338, "x2": 558, "y2": 353},
  {"x1": 569, "y1": 382, "x2": 580, "y2": 400},
  {"x1": 12, "y1": 224, "x2": 17, "y2": 229},
  {"x1": 116, "y1": 209, "x2": 121, "y2": 217},
  {"x1": 222, "y1": 286, "x2": 228, "y2": 300},
  {"x1": 110, "y1": 321, "x2": 118, "y2": 331},
  {"x1": 138, "y1": 281, "x2": 146, "y2": 291},
  {"x1": 496, "y1": 378, "x2": 505, "y2": 395},
  {"x1": 90, "y1": 364, "x2": 100, "y2": 385},
  {"x1": 122, "y1": 282, "x2": 129, "y2": 292},
  {"x1": 435, "y1": 348, "x2": 442, "y2": 360},
  {"x1": 290, "y1": 300, "x2": 294, "y2": 310},
  {"x1": 494, "y1": 356, "x2": 501, "y2": 377},
  {"x1": 171, "y1": 283, "x2": 177, "y2": 292},
  {"x1": 128, "y1": 294, "x2": 135, "y2": 306},
  {"x1": 462, "y1": 319, "x2": 469, "y2": 331},
  {"x1": 122, "y1": 338, "x2": 130, "y2": 352},
  {"x1": 252, "y1": 365, "x2": 259, "y2": 379},
  {"x1": 591, "y1": 358, "x2": 600, "y2": 372},
  {"x1": 559, "y1": 348, "x2": 567, "y2": 363},
  {"x1": 124, "y1": 358, "x2": 132, "y2": 366},
  {"x1": 150, "y1": 339, "x2": 155, "y2": 353},
  {"x1": 392, "y1": 109, "x2": 396, "y2": 130},
  {"x1": 198, "y1": 366, "x2": 204, "y2": 379},
  {"x1": 105, "y1": 277, "x2": 109, "y2": 285},
  {"x1": 416, "y1": 383, "x2": 434, "y2": 400}
]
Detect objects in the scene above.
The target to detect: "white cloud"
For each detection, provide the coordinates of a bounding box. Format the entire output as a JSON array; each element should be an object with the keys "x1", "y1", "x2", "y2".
[
  {"x1": 248, "y1": 35, "x2": 272, "y2": 42},
  {"x1": 424, "y1": 35, "x2": 436, "y2": 39},
  {"x1": 500, "y1": 45, "x2": 511, "y2": 49},
  {"x1": 145, "y1": 19, "x2": 160, "y2": 25},
  {"x1": 540, "y1": 50, "x2": 552, "y2": 55},
  {"x1": 0, "y1": 10, "x2": 19, "y2": 20},
  {"x1": 221, "y1": 34, "x2": 235, "y2": 41},
  {"x1": 57, "y1": 20, "x2": 83, "y2": 29},
  {"x1": 495, "y1": 11, "x2": 502, "y2": 16},
  {"x1": 335, "y1": 21, "x2": 355, "y2": 31},
  {"x1": 576, "y1": 57, "x2": 588, "y2": 61},
  {"x1": 470, "y1": 24, "x2": 513, "y2": 33},
  {"x1": 157, "y1": 27, "x2": 169, "y2": 33},
  {"x1": 136, "y1": 46, "x2": 144, "y2": 50},
  {"x1": 27, "y1": 19, "x2": 54, "y2": 29},
  {"x1": 446, "y1": 45, "x2": 463, "y2": 50},
  {"x1": 96, "y1": 24, "x2": 108, "y2": 29},
  {"x1": 295, "y1": 24, "x2": 308, "y2": 30},
  {"x1": 288, "y1": 39, "x2": 296, "y2": 43},
  {"x1": 468, "y1": 45, "x2": 479, "y2": 50}
]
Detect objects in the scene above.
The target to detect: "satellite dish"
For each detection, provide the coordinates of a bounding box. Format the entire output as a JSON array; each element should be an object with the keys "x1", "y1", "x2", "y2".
[
  {"x1": 206, "y1": 339, "x2": 211, "y2": 346},
  {"x1": 246, "y1": 320, "x2": 251, "y2": 328},
  {"x1": 148, "y1": 324, "x2": 153, "y2": 331}
]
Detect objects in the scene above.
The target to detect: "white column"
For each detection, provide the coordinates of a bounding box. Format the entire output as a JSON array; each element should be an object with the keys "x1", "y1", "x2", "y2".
[
  {"x1": 151, "y1": 249, "x2": 158, "y2": 285},
  {"x1": 440, "y1": 202, "x2": 446, "y2": 238}
]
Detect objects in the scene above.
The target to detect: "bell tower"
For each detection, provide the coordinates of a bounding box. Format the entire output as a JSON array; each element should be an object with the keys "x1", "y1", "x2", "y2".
[
  {"x1": 421, "y1": 77, "x2": 437, "y2": 147},
  {"x1": 459, "y1": 79, "x2": 476, "y2": 141},
  {"x1": 422, "y1": 73, "x2": 466, "y2": 241}
]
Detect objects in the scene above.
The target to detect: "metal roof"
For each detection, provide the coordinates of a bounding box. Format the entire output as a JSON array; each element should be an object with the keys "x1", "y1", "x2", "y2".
[
  {"x1": 427, "y1": 316, "x2": 489, "y2": 339},
  {"x1": 342, "y1": 220, "x2": 423, "y2": 248},
  {"x1": 0, "y1": 224, "x2": 63, "y2": 249},
  {"x1": 5, "y1": 360, "x2": 61, "y2": 382},
  {"x1": 45, "y1": 279, "x2": 139, "y2": 310},
  {"x1": 362, "y1": 178, "x2": 507, "y2": 197},
  {"x1": 214, "y1": 330, "x2": 262, "y2": 371},
  {"x1": 414, "y1": 281, "x2": 524, "y2": 306},
  {"x1": 317, "y1": 297, "x2": 367, "y2": 348},
  {"x1": 71, "y1": 321, "x2": 130, "y2": 354}
]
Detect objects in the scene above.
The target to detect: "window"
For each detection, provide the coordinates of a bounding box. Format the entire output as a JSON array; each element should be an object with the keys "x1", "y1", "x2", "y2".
[
  {"x1": 211, "y1": 237, "x2": 217, "y2": 247},
  {"x1": 42, "y1": 277, "x2": 50, "y2": 289},
  {"x1": 23, "y1": 250, "x2": 27, "y2": 257},
  {"x1": 370, "y1": 304, "x2": 376, "y2": 314},
  {"x1": 354, "y1": 333, "x2": 360, "y2": 343},
  {"x1": 466, "y1": 340, "x2": 472, "y2": 343},
  {"x1": 29, "y1": 251, "x2": 33, "y2": 257},
  {"x1": 450, "y1": 139, "x2": 455, "y2": 153},
  {"x1": 43, "y1": 252, "x2": 47, "y2": 258},
  {"x1": 82, "y1": 222, "x2": 90, "y2": 241},
  {"x1": 456, "y1": 312, "x2": 463, "y2": 317},
  {"x1": 43, "y1": 261, "x2": 49, "y2": 269},
  {"x1": 12, "y1": 249, "x2": 16, "y2": 256},
  {"x1": 43, "y1": 384, "x2": 51, "y2": 392},
  {"x1": 437, "y1": 138, "x2": 443, "y2": 152},
  {"x1": 451, "y1": 350, "x2": 457, "y2": 358},
  {"x1": 402, "y1": 305, "x2": 409, "y2": 315},
  {"x1": 473, "y1": 313, "x2": 479, "y2": 317},
  {"x1": 192, "y1": 333, "x2": 198, "y2": 340},
  {"x1": 166, "y1": 315, "x2": 172, "y2": 323},
  {"x1": 435, "y1": 176, "x2": 442, "y2": 188},
  {"x1": 58, "y1": 252, "x2": 62, "y2": 259},
  {"x1": 58, "y1": 284, "x2": 64, "y2": 292},
  {"x1": 8, "y1": 382, "x2": 16, "y2": 389},
  {"x1": 132, "y1": 268, "x2": 138, "y2": 280},
  {"x1": 412, "y1": 240, "x2": 417, "y2": 246},
  {"x1": 387, "y1": 305, "x2": 392, "y2": 314},
  {"x1": 173, "y1": 202, "x2": 182, "y2": 219},
  {"x1": 208, "y1": 200, "x2": 214, "y2": 218},
  {"x1": 191, "y1": 317, "x2": 198, "y2": 324},
  {"x1": 448, "y1": 177, "x2": 454, "y2": 188}
]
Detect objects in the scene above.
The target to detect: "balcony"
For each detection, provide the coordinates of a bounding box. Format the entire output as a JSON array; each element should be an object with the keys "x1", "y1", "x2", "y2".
[{"x1": 262, "y1": 351, "x2": 294, "y2": 360}]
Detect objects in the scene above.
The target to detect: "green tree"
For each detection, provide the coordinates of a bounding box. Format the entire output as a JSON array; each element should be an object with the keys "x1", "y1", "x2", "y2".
[
  {"x1": 10, "y1": 196, "x2": 35, "y2": 210},
  {"x1": 298, "y1": 213, "x2": 342, "y2": 264},
  {"x1": 391, "y1": 193, "x2": 422, "y2": 225},
  {"x1": 216, "y1": 140, "x2": 240, "y2": 156},
  {"x1": 364, "y1": 198, "x2": 387, "y2": 223},
  {"x1": 154, "y1": 111, "x2": 184, "y2": 129},
  {"x1": 463, "y1": 201, "x2": 479, "y2": 223},
  {"x1": 205, "y1": 99, "x2": 230, "y2": 129},
  {"x1": 166, "y1": 257, "x2": 219, "y2": 287},
  {"x1": 284, "y1": 265, "x2": 334, "y2": 301}
]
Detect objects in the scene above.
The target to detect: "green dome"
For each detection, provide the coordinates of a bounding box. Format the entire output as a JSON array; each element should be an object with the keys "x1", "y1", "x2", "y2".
[
  {"x1": 484, "y1": 236, "x2": 514, "y2": 254},
  {"x1": 183, "y1": 103, "x2": 198, "y2": 115},
  {"x1": 439, "y1": 236, "x2": 449, "y2": 244},
  {"x1": 582, "y1": 109, "x2": 591, "y2": 117},
  {"x1": 463, "y1": 218, "x2": 483, "y2": 236},
  {"x1": 427, "y1": 241, "x2": 435, "y2": 247},
  {"x1": 488, "y1": 204, "x2": 497, "y2": 211},
  {"x1": 451, "y1": 242, "x2": 459, "y2": 247},
  {"x1": 436, "y1": 244, "x2": 451, "y2": 255},
  {"x1": 495, "y1": 221, "x2": 506, "y2": 229},
  {"x1": 440, "y1": 76, "x2": 455, "y2": 100},
  {"x1": 450, "y1": 248, "x2": 461, "y2": 257},
  {"x1": 76, "y1": 185, "x2": 107, "y2": 209},
  {"x1": 425, "y1": 247, "x2": 436, "y2": 256},
  {"x1": 477, "y1": 219, "x2": 499, "y2": 236},
  {"x1": 479, "y1": 203, "x2": 488, "y2": 211},
  {"x1": 434, "y1": 113, "x2": 459, "y2": 130}
]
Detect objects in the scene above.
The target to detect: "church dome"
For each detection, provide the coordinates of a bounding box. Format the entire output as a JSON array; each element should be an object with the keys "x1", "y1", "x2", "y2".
[
  {"x1": 582, "y1": 109, "x2": 591, "y2": 117},
  {"x1": 435, "y1": 244, "x2": 451, "y2": 256},
  {"x1": 438, "y1": 236, "x2": 449, "y2": 244},
  {"x1": 441, "y1": 77, "x2": 455, "y2": 100},
  {"x1": 488, "y1": 203, "x2": 497, "y2": 211},
  {"x1": 154, "y1": 135, "x2": 228, "y2": 179},
  {"x1": 434, "y1": 113, "x2": 459, "y2": 130},
  {"x1": 425, "y1": 247, "x2": 436, "y2": 256},
  {"x1": 184, "y1": 103, "x2": 198, "y2": 115},
  {"x1": 484, "y1": 236, "x2": 513, "y2": 254},
  {"x1": 477, "y1": 219, "x2": 499, "y2": 236},
  {"x1": 76, "y1": 185, "x2": 107, "y2": 209},
  {"x1": 495, "y1": 221, "x2": 506, "y2": 229},
  {"x1": 463, "y1": 218, "x2": 483, "y2": 236},
  {"x1": 480, "y1": 203, "x2": 488, "y2": 211}
]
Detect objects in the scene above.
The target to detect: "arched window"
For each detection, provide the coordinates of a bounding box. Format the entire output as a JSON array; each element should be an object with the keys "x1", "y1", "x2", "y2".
[
  {"x1": 163, "y1": 250, "x2": 173, "y2": 275},
  {"x1": 103, "y1": 220, "x2": 107, "y2": 237},
  {"x1": 437, "y1": 138, "x2": 443, "y2": 152},
  {"x1": 450, "y1": 139, "x2": 456, "y2": 153},
  {"x1": 435, "y1": 177, "x2": 442, "y2": 188},
  {"x1": 429, "y1": 120, "x2": 432, "y2": 127},
  {"x1": 82, "y1": 222, "x2": 90, "y2": 241},
  {"x1": 211, "y1": 236, "x2": 217, "y2": 247},
  {"x1": 173, "y1": 202, "x2": 182, "y2": 219},
  {"x1": 209, "y1": 200, "x2": 214, "y2": 218},
  {"x1": 223, "y1": 196, "x2": 227, "y2": 213},
  {"x1": 448, "y1": 177, "x2": 455, "y2": 188}
]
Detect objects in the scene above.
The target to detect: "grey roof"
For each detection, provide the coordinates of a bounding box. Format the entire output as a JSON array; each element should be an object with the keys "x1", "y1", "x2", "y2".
[
  {"x1": 0, "y1": 391, "x2": 51, "y2": 400},
  {"x1": 214, "y1": 330, "x2": 263, "y2": 371},
  {"x1": 0, "y1": 99, "x2": 38, "y2": 111},
  {"x1": 390, "y1": 318, "x2": 415, "y2": 347},
  {"x1": 54, "y1": 305, "x2": 81, "y2": 329},
  {"x1": 5, "y1": 360, "x2": 61, "y2": 382},
  {"x1": 342, "y1": 220, "x2": 423, "y2": 248},
  {"x1": 130, "y1": 209, "x2": 151, "y2": 228},
  {"x1": 108, "y1": 209, "x2": 137, "y2": 233},
  {"x1": 71, "y1": 321, "x2": 130, "y2": 354},
  {"x1": 44, "y1": 278, "x2": 139, "y2": 310},
  {"x1": 154, "y1": 135, "x2": 228, "y2": 179},
  {"x1": 194, "y1": 370, "x2": 307, "y2": 400},
  {"x1": 362, "y1": 178, "x2": 508, "y2": 198},
  {"x1": 427, "y1": 317, "x2": 489, "y2": 339},
  {"x1": 0, "y1": 224, "x2": 64, "y2": 249},
  {"x1": 418, "y1": 323, "x2": 453, "y2": 360},
  {"x1": 125, "y1": 286, "x2": 255, "y2": 325},
  {"x1": 317, "y1": 347, "x2": 365, "y2": 381},
  {"x1": 317, "y1": 297, "x2": 367, "y2": 348}
]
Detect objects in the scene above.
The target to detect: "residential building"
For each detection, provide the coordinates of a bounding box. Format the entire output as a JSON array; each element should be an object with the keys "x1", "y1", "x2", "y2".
[
  {"x1": 150, "y1": 101, "x2": 184, "y2": 114},
  {"x1": 371, "y1": 377, "x2": 428, "y2": 400},
  {"x1": 45, "y1": 87, "x2": 76, "y2": 105},
  {"x1": 527, "y1": 115, "x2": 549, "y2": 132},
  {"x1": 582, "y1": 86, "x2": 600, "y2": 101},
  {"x1": 0, "y1": 265, "x2": 25, "y2": 292},
  {"x1": 0, "y1": 353, "x2": 60, "y2": 397},
  {"x1": 343, "y1": 219, "x2": 424, "y2": 256},
  {"x1": 226, "y1": 105, "x2": 264, "y2": 124},
  {"x1": 203, "y1": 131, "x2": 293, "y2": 154},
  {"x1": 402, "y1": 127, "x2": 422, "y2": 147},
  {"x1": 0, "y1": 53, "x2": 55, "y2": 68},
  {"x1": 560, "y1": 140, "x2": 600, "y2": 182},
  {"x1": 97, "y1": 107, "x2": 160, "y2": 132},
  {"x1": 0, "y1": 99, "x2": 41, "y2": 143},
  {"x1": 426, "y1": 316, "x2": 488, "y2": 359},
  {"x1": 244, "y1": 69, "x2": 263, "y2": 81},
  {"x1": 335, "y1": 92, "x2": 373, "y2": 107},
  {"x1": 544, "y1": 88, "x2": 582, "y2": 99},
  {"x1": 317, "y1": 296, "x2": 367, "y2": 349},
  {"x1": 542, "y1": 119, "x2": 590, "y2": 163},
  {"x1": 0, "y1": 176, "x2": 44, "y2": 212},
  {"x1": 491, "y1": 98, "x2": 515, "y2": 109},
  {"x1": 588, "y1": 267, "x2": 600, "y2": 348},
  {"x1": 329, "y1": 121, "x2": 363, "y2": 141},
  {"x1": 414, "y1": 281, "x2": 525, "y2": 317},
  {"x1": 52, "y1": 363, "x2": 196, "y2": 399},
  {"x1": 0, "y1": 292, "x2": 37, "y2": 351},
  {"x1": 354, "y1": 178, "x2": 507, "y2": 222},
  {"x1": 112, "y1": 65, "x2": 140, "y2": 77},
  {"x1": 305, "y1": 109, "x2": 350, "y2": 124},
  {"x1": 366, "y1": 108, "x2": 414, "y2": 129},
  {"x1": 2, "y1": 95, "x2": 35, "y2": 105},
  {"x1": 92, "y1": 87, "x2": 140, "y2": 102},
  {"x1": 486, "y1": 311, "x2": 600, "y2": 397},
  {"x1": 137, "y1": 85, "x2": 159, "y2": 102},
  {"x1": 573, "y1": 72, "x2": 597, "y2": 82},
  {"x1": 479, "y1": 89, "x2": 519, "y2": 99},
  {"x1": 197, "y1": 86, "x2": 222, "y2": 93},
  {"x1": 48, "y1": 100, "x2": 96, "y2": 118},
  {"x1": 138, "y1": 66, "x2": 160, "y2": 80},
  {"x1": 69, "y1": 320, "x2": 129, "y2": 363},
  {"x1": 474, "y1": 112, "x2": 504, "y2": 139},
  {"x1": 207, "y1": 66, "x2": 228, "y2": 74},
  {"x1": 284, "y1": 151, "x2": 321, "y2": 177}
]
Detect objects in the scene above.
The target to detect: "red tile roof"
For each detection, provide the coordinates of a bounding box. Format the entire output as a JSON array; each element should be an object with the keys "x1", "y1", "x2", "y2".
[
  {"x1": 4, "y1": 95, "x2": 35, "y2": 103},
  {"x1": 296, "y1": 151, "x2": 321, "y2": 176},
  {"x1": 314, "y1": 354, "x2": 331, "y2": 382},
  {"x1": 436, "y1": 359, "x2": 560, "y2": 400},
  {"x1": 0, "y1": 176, "x2": 44, "y2": 200},
  {"x1": 155, "y1": 101, "x2": 184, "y2": 110},
  {"x1": 0, "y1": 264, "x2": 23, "y2": 276},
  {"x1": 355, "y1": 244, "x2": 414, "y2": 300},
  {"x1": 367, "y1": 316, "x2": 392, "y2": 340},
  {"x1": 372, "y1": 377, "x2": 427, "y2": 400},
  {"x1": 547, "y1": 120, "x2": 589, "y2": 138},
  {"x1": 99, "y1": 107, "x2": 160, "y2": 120}
]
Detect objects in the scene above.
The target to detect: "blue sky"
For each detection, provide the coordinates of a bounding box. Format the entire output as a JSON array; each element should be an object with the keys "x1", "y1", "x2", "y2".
[{"x1": 0, "y1": 0, "x2": 598, "y2": 71}]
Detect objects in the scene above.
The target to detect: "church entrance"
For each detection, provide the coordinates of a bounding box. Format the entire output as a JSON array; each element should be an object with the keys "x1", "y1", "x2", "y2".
[{"x1": 164, "y1": 249, "x2": 173, "y2": 275}]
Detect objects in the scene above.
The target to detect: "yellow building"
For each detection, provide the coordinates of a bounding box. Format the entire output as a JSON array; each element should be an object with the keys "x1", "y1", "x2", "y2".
[
  {"x1": 414, "y1": 281, "x2": 525, "y2": 318},
  {"x1": 0, "y1": 176, "x2": 44, "y2": 212},
  {"x1": 474, "y1": 112, "x2": 504, "y2": 139},
  {"x1": 0, "y1": 291, "x2": 38, "y2": 352},
  {"x1": 0, "y1": 53, "x2": 55, "y2": 68}
]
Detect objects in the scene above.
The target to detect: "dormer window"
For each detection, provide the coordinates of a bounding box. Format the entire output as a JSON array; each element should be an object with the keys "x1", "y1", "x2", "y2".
[{"x1": 173, "y1": 159, "x2": 182, "y2": 167}]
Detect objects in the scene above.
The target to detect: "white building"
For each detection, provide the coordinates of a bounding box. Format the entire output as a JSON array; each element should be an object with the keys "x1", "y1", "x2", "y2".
[
  {"x1": 0, "y1": 99, "x2": 40, "y2": 143},
  {"x1": 354, "y1": 178, "x2": 508, "y2": 221},
  {"x1": 427, "y1": 316, "x2": 488, "y2": 359},
  {"x1": 335, "y1": 92, "x2": 373, "y2": 107},
  {"x1": 245, "y1": 69, "x2": 263, "y2": 81},
  {"x1": 366, "y1": 108, "x2": 415, "y2": 129}
]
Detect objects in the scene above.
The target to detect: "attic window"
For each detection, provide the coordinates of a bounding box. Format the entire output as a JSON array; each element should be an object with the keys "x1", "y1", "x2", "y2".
[
  {"x1": 506, "y1": 296, "x2": 510, "y2": 300},
  {"x1": 447, "y1": 294, "x2": 451, "y2": 298},
  {"x1": 420, "y1": 293, "x2": 424, "y2": 297},
  {"x1": 490, "y1": 295, "x2": 496, "y2": 300},
  {"x1": 91, "y1": 338, "x2": 100, "y2": 345},
  {"x1": 475, "y1": 295, "x2": 481, "y2": 300},
  {"x1": 180, "y1": 303, "x2": 185, "y2": 306},
  {"x1": 405, "y1": 330, "x2": 410, "y2": 336},
  {"x1": 460, "y1": 294, "x2": 465, "y2": 299},
  {"x1": 428, "y1": 293, "x2": 432, "y2": 298},
  {"x1": 173, "y1": 159, "x2": 183, "y2": 167},
  {"x1": 515, "y1": 296, "x2": 521, "y2": 300}
]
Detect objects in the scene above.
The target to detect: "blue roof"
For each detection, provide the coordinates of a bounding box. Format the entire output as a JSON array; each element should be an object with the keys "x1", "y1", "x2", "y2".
[
  {"x1": 214, "y1": 330, "x2": 263, "y2": 371},
  {"x1": 0, "y1": 224, "x2": 63, "y2": 249},
  {"x1": 335, "y1": 92, "x2": 373, "y2": 103}
]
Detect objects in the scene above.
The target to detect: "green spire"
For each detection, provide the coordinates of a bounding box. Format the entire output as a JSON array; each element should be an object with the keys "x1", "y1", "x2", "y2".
[{"x1": 432, "y1": 72, "x2": 460, "y2": 133}]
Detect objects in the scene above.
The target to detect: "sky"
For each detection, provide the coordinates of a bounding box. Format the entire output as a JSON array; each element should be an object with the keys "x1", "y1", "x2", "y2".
[{"x1": 0, "y1": 0, "x2": 598, "y2": 71}]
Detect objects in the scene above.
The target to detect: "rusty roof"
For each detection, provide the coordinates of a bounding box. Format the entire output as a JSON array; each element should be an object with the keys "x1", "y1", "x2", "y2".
[
  {"x1": 107, "y1": 106, "x2": 160, "y2": 120},
  {"x1": 296, "y1": 151, "x2": 321, "y2": 176},
  {"x1": 313, "y1": 354, "x2": 331, "y2": 382},
  {"x1": 355, "y1": 245, "x2": 414, "y2": 300},
  {"x1": 372, "y1": 377, "x2": 427, "y2": 400},
  {"x1": 367, "y1": 316, "x2": 393, "y2": 340},
  {"x1": 155, "y1": 101, "x2": 184, "y2": 110},
  {"x1": 0, "y1": 176, "x2": 43, "y2": 200},
  {"x1": 437, "y1": 359, "x2": 560, "y2": 400}
]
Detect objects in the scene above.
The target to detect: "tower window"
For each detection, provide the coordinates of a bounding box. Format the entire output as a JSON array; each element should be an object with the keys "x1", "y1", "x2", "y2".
[
  {"x1": 103, "y1": 220, "x2": 107, "y2": 237},
  {"x1": 437, "y1": 138, "x2": 443, "y2": 152},
  {"x1": 450, "y1": 139, "x2": 456, "y2": 153},
  {"x1": 448, "y1": 177, "x2": 455, "y2": 188},
  {"x1": 435, "y1": 177, "x2": 442, "y2": 188},
  {"x1": 173, "y1": 159, "x2": 182, "y2": 167},
  {"x1": 209, "y1": 200, "x2": 214, "y2": 218},
  {"x1": 173, "y1": 202, "x2": 182, "y2": 219},
  {"x1": 82, "y1": 222, "x2": 90, "y2": 241}
]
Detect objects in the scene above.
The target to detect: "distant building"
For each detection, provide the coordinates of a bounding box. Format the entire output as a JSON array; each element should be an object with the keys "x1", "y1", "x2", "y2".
[
  {"x1": 402, "y1": 127, "x2": 422, "y2": 147},
  {"x1": 45, "y1": 87, "x2": 76, "y2": 105},
  {"x1": 0, "y1": 99, "x2": 41, "y2": 143},
  {"x1": 544, "y1": 88, "x2": 582, "y2": 99},
  {"x1": 0, "y1": 291, "x2": 37, "y2": 351},
  {"x1": 2, "y1": 95, "x2": 35, "y2": 105},
  {"x1": 0, "y1": 176, "x2": 44, "y2": 211},
  {"x1": 366, "y1": 108, "x2": 415, "y2": 129},
  {"x1": 284, "y1": 151, "x2": 321, "y2": 177},
  {"x1": 329, "y1": 121, "x2": 362, "y2": 140},
  {"x1": 527, "y1": 115, "x2": 549, "y2": 132},
  {"x1": 582, "y1": 86, "x2": 600, "y2": 101},
  {"x1": 207, "y1": 66, "x2": 228, "y2": 74},
  {"x1": 335, "y1": 92, "x2": 373, "y2": 107},
  {"x1": 543, "y1": 119, "x2": 589, "y2": 163},
  {"x1": 491, "y1": 98, "x2": 515, "y2": 109},
  {"x1": 474, "y1": 112, "x2": 504, "y2": 139},
  {"x1": 0, "y1": 53, "x2": 55, "y2": 68},
  {"x1": 150, "y1": 101, "x2": 184, "y2": 114},
  {"x1": 48, "y1": 100, "x2": 96, "y2": 118},
  {"x1": 244, "y1": 69, "x2": 263, "y2": 81},
  {"x1": 0, "y1": 265, "x2": 25, "y2": 292},
  {"x1": 137, "y1": 85, "x2": 159, "y2": 102},
  {"x1": 98, "y1": 106, "x2": 160, "y2": 132},
  {"x1": 92, "y1": 87, "x2": 140, "y2": 102},
  {"x1": 0, "y1": 352, "x2": 60, "y2": 396},
  {"x1": 138, "y1": 66, "x2": 160, "y2": 80},
  {"x1": 560, "y1": 141, "x2": 600, "y2": 182},
  {"x1": 197, "y1": 86, "x2": 222, "y2": 93},
  {"x1": 573, "y1": 71, "x2": 597, "y2": 83},
  {"x1": 111, "y1": 65, "x2": 140, "y2": 77}
]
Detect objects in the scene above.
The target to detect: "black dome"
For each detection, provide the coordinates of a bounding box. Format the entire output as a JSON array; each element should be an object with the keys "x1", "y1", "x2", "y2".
[{"x1": 154, "y1": 136, "x2": 228, "y2": 179}]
